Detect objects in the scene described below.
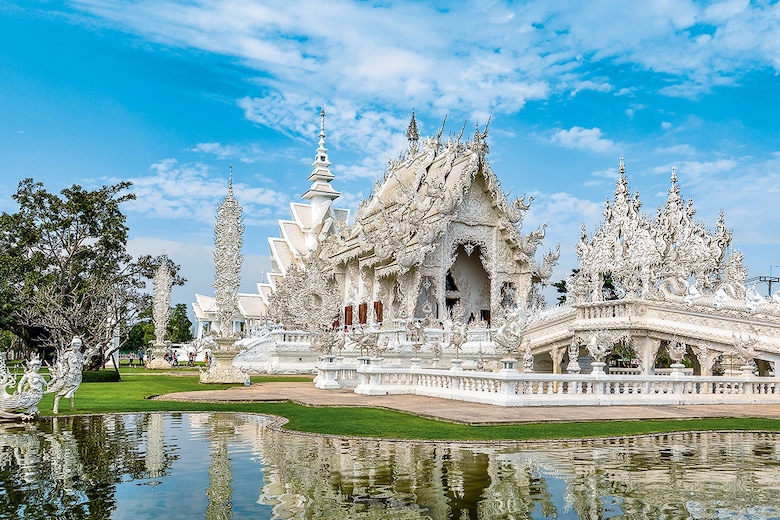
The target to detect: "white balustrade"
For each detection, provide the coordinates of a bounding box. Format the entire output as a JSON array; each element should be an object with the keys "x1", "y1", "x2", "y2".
[{"x1": 341, "y1": 362, "x2": 780, "y2": 407}]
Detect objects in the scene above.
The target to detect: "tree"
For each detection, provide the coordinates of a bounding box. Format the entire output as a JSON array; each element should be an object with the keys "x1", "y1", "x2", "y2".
[
  {"x1": 551, "y1": 269, "x2": 579, "y2": 305},
  {"x1": 0, "y1": 179, "x2": 185, "y2": 369},
  {"x1": 124, "y1": 321, "x2": 155, "y2": 353},
  {"x1": 167, "y1": 303, "x2": 194, "y2": 343}
]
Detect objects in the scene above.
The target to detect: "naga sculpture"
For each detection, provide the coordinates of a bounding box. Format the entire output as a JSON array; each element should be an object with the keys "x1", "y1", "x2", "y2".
[{"x1": 0, "y1": 354, "x2": 46, "y2": 420}]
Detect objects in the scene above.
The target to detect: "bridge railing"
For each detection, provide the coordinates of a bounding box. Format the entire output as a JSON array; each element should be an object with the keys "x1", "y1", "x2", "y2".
[{"x1": 315, "y1": 357, "x2": 780, "y2": 406}]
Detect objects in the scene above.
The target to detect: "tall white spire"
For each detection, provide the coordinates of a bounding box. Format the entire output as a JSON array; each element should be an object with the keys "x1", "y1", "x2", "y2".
[
  {"x1": 302, "y1": 107, "x2": 340, "y2": 203},
  {"x1": 213, "y1": 168, "x2": 243, "y2": 336}
]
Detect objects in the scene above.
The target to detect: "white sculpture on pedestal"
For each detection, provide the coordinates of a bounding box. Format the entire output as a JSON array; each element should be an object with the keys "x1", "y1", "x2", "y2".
[
  {"x1": 0, "y1": 354, "x2": 46, "y2": 420},
  {"x1": 200, "y1": 167, "x2": 247, "y2": 384},
  {"x1": 146, "y1": 258, "x2": 175, "y2": 370}
]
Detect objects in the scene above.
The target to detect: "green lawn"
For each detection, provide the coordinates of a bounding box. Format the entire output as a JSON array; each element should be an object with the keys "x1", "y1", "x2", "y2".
[{"x1": 32, "y1": 372, "x2": 780, "y2": 442}]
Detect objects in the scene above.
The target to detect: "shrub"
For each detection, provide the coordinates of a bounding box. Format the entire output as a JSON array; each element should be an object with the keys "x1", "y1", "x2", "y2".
[{"x1": 81, "y1": 370, "x2": 121, "y2": 383}]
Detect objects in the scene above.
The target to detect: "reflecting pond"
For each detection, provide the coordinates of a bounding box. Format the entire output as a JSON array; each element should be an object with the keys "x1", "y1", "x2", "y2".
[{"x1": 1, "y1": 413, "x2": 780, "y2": 519}]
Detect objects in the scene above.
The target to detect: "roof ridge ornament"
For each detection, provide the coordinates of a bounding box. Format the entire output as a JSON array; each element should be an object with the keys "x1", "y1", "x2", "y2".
[{"x1": 436, "y1": 114, "x2": 447, "y2": 143}]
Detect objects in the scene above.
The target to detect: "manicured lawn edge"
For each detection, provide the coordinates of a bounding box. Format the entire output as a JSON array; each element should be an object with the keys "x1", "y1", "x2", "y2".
[{"x1": 32, "y1": 373, "x2": 780, "y2": 442}]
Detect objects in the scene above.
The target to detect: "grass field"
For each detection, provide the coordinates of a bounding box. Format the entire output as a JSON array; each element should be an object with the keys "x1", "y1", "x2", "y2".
[{"x1": 29, "y1": 371, "x2": 780, "y2": 442}]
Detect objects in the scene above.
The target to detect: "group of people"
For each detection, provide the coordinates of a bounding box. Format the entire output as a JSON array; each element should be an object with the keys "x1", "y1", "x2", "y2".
[{"x1": 162, "y1": 350, "x2": 198, "y2": 367}]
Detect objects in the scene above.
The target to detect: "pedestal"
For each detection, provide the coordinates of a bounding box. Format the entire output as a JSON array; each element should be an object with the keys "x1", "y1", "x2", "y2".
[
  {"x1": 590, "y1": 361, "x2": 606, "y2": 375},
  {"x1": 500, "y1": 358, "x2": 518, "y2": 373},
  {"x1": 146, "y1": 344, "x2": 173, "y2": 370},
  {"x1": 199, "y1": 338, "x2": 246, "y2": 384},
  {"x1": 450, "y1": 358, "x2": 464, "y2": 372}
]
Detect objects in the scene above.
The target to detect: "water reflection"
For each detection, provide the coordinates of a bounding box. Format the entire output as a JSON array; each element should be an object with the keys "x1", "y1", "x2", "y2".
[{"x1": 0, "y1": 413, "x2": 779, "y2": 519}]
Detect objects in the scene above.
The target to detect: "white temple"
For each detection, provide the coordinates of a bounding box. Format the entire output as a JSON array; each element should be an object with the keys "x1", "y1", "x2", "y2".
[
  {"x1": 192, "y1": 109, "x2": 780, "y2": 406},
  {"x1": 195, "y1": 109, "x2": 557, "y2": 339}
]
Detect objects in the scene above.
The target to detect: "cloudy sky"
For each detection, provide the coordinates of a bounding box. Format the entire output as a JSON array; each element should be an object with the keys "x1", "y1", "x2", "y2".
[{"x1": 2, "y1": 0, "x2": 780, "y2": 308}]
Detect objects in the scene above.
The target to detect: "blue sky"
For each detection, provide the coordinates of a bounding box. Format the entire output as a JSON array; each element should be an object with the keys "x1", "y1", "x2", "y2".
[{"x1": 2, "y1": 0, "x2": 780, "y2": 308}]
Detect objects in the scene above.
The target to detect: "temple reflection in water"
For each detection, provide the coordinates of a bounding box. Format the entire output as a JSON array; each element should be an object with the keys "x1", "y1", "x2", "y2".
[{"x1": 0, "y1": 413, "x2": 778, "y2": 519}]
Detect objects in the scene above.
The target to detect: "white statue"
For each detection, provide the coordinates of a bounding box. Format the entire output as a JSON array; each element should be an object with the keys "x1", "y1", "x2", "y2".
[
  {"x1": 522, "y1": 342, "x2": 534, "y2": 373},
  {"x1": 668, "y1": 338, "x2": 687, "y2": 364},
  {"x1": 713, "y1": 284, "x2": 736, "y2": 308},
  {"x1": 684, "y1": 280, "x2": 703, "y2": 306},
  {"x1": 566, "y1": 341, "x2": 581, "y2": 373},
  {"x1": 0, "y1": 354, "x2": 47, "y2": 420},
  {"x1": 46, "y1": 336, "x2": 97, "y2": 414},
  {"x1": 586, "y1": 331, "x2": 614, "y2": 363},
  {"x1": 744, "y1": 285, "x2": 766, "y2": 313}
]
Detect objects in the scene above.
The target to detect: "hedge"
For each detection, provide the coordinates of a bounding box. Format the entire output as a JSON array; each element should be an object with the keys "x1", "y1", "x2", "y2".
[{"x1": 81, "y1": 370, "x2": 121, "y2": 383}]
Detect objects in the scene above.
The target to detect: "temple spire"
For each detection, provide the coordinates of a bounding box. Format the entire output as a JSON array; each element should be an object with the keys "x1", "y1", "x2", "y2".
[
  {"x1": 406, "y1": 109, "x2": 419, "y2": 154},
  {"x1": 228, "y1": 164, "x2": 234, "y2": 194},
  {"x1": 302, "y1": 107, "x2": 340, "y2": 203}
]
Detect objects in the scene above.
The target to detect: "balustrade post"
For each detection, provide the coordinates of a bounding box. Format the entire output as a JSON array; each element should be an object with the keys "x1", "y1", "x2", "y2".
[
  {"x1": 741, "y1": 364, "x2": 756, "y2": 394},
  {"x1": 591, "y1": 362, "x2": 606, "y2": 394},
  {"x1": 314, "y1": 355, "x2": 341, "y2": 390}
]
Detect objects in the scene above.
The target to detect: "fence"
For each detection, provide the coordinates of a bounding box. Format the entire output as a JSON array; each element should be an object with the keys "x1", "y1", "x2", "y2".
[{"x1": 315, "y1": 356, "x2": 780, "y2": 407}]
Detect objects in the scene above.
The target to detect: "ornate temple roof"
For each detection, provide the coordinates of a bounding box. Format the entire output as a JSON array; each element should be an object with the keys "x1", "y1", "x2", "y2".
[
  {"x1": 572, "y1": 159, "x2": 737, "y2": 301},
  {"x1": 319, "y1": 115, "x2": 553, "y2": 279}
]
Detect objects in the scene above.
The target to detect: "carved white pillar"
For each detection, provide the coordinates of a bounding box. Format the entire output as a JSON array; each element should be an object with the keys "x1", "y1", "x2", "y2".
[
  {"x1": 691, "y1": 343, "x2": 719, "y2": 377},
  {"x1": 640, "y1": 337, "x2": 662, "y2": 375},
  {"x1": 549, "y1": 347, "x2": 565, "y2": 374}
]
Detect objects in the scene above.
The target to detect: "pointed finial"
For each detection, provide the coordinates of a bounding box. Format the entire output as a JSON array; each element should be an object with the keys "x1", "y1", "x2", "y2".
[
  {"x1": 406, "y1": 109, "x2": 419, "y2": 153},
  {"x1": 482, "y1": 116, "x2": 491, "y2": 139},
  {"x1": 228, "y1": 164, "x2": 234, "y2": 193},
  {"x1": 436, "y1": 114, "x2": 447, "y2": 142},
  {"x1": 320, "y1": 107, "x2": 326, "y2": 138},
  {"x1": 618, "y1": 156, "x2": 626, "y2": 176},
  {"x1": 671, "y1": 165, "x2": 677, "y2": 184}
]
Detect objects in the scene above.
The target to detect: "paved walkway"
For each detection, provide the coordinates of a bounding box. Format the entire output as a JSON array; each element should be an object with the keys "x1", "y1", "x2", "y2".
[{"x1": 154, "y1": 382, "x2": 780, "y2": 425}]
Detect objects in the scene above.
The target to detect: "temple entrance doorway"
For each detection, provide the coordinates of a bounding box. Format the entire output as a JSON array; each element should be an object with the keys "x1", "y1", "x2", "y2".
[{"x1": 445, "y1": 244, "x2": 491, "y2": 323}]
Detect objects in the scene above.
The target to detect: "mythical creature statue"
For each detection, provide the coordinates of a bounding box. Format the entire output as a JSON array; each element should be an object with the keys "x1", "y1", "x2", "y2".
[
  {"x1": 744, "y1": 285, "x2": 767, "y2": 313},
  {"x1": 684, "y1": 280, "x2": 703, "y2": 306},
  {"x1": 713, "y1": 283, "x2": 737, "y2": 309},
  {"x1": 667, "y1": 338, "x2": 687, "y2": 364},
  {"x1": 507, "y1": 193, "x2": 534, "y2": 224},
  {"x1": 46, "y1": 336, "x2": 98, "y2": 414},
  {"x1": 586, "y1": 332, "x2": 613, "y2": 363},
  {"x1": 492, "y1": 309, "x2": 526, "y2": 356},
  {"x1": 732, "y1": 332, "x2": 758, "y2": 365},
  {"x1": 0, "y1": 354, "x2": 47, "y2": 420}
]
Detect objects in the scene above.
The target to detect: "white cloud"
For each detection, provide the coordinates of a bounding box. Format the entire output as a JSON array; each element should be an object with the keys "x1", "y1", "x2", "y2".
[
  {"x1": 127, "y1": 236, "x2": 270, "y2": 309},
  {"x1": 661, "y1": 121, "x2": 673, "y2": 130},
  {"x1": 550, "y1": 126, "x2": 617, "y2": 154},
  {"x1": 653, "y1": 144, "x2": 696, "y2": 156},
  {"x1": 124, "y1": 158, "x2": 289, "y2": 225}
]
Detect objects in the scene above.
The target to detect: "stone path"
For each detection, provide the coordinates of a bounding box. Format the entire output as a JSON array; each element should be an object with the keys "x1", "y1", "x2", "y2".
[{"x1": 154, "y1": 382, "x2": 780, "y2": 425}]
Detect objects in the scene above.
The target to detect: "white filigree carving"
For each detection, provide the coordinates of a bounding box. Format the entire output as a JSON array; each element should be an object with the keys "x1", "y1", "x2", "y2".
[{"x1": 213, "y1": 172, "x2": 243, "y2": 336}]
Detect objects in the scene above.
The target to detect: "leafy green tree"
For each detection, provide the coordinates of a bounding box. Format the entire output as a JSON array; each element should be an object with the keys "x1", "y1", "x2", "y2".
[
  {"x1": 0, "y1": 179, "x2": 185, "y2": 369},
  {"x1": 551, "y1": 269, "x2": 579, "y2": 305},
  {"x1": 167, "y1": 303, "x2": 194, "y2": 343},
  {"x1": 124, "y1": 321, "x2": 155, "y2": 353}
]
